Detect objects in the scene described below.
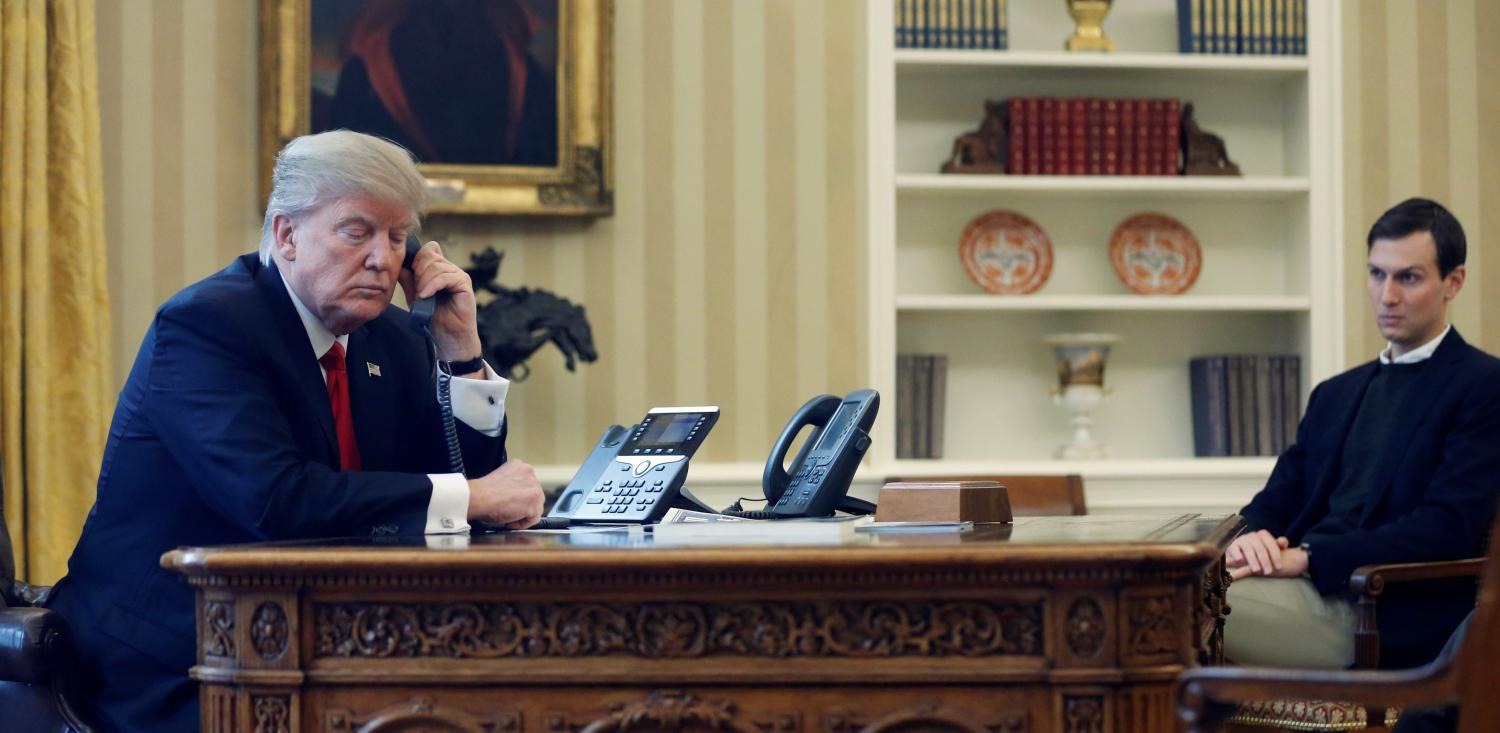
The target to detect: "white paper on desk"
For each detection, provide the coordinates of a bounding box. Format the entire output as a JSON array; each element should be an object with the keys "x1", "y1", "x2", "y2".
[
  {"x1": 859, "y1": 520, "x2": 973, "y2": 534},
  {"x1": 656, "y1": 508, "x2": 755, "y2": 524}
]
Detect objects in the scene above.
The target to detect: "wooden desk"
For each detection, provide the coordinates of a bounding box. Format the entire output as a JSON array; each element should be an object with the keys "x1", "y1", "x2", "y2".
[{"x1": 163, "y1": 513, "x2": 1241, "y2": 733}]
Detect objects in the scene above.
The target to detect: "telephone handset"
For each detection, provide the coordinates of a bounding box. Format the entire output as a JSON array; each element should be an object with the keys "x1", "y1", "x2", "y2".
[
  {"x1": 560, "y1": 406, "x2": 720, "y2": 524},
  {"x1": 763, "y1": 389, "x2": 879, "y2": 517},
  {"x1": 403, "y1": 234, "x2": 438, "y2": 332}
]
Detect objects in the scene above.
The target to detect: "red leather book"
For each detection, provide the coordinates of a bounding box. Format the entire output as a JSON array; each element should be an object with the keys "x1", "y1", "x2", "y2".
[
  {"x1": 1054, "y1": 99, "x2": 1071, "y2": 175},
  {"x1": 1147, "y1": 100, "x2": 1165, "y2": 175},
  {"x1": 1133, "y1": 99, "x2": 1152, "y2": 175},
  {"x1": 1040, "y1": 98, "x2": 1057, "y2": 175},
  {"x1": 1119, "y1": 99, "x2": 1136, "y2": 176},
  {"x1": 1102, "y1": 99, "x2": 1121, "y2": 175},
  {"x1": 1024, "y1": 97, "x2": 1041, "y2": 175},
  {"x1": 1069, "y1": 98, "x2": 1087, "y2": 175},
  {"x1": 1086, "y1": 98, "x2": 1104, "y2": 175},
  {"x1": 1163, "y1": 99, "x2": 1183, "y2": 175},
  {"x1": 1007, "y1": 98, "x2": 1025, "y2": 174}
]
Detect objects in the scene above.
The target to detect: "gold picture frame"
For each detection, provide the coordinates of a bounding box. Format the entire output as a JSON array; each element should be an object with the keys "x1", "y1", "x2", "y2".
[{"x1": 258, "y1": 0, "x2": 613, "y2": 217}]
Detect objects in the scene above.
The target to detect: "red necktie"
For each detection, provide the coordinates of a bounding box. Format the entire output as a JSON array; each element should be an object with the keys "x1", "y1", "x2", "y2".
[{"x1": 319, "y1": 342, "x2": 362, "y2": 470}]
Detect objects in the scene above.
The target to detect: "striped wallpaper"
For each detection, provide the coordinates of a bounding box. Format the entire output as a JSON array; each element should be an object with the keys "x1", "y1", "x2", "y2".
[
  {"x1": 1340, "y1": 0, "x2": 1500, "y2": 364},
  {"x1": 94, "y1": 1, "x2": 1494, "y2": 465}
]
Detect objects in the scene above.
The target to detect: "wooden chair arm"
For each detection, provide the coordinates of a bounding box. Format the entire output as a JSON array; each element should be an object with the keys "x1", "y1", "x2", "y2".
[
  {"x1": 1176, "y1": 662, "x2": 1455, "y2": 733},
  {"x1": 1348, "y1": 558, "x2": 1485, "y2": 599}
]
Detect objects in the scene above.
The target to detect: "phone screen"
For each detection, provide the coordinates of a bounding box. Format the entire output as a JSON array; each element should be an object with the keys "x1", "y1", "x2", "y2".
[{"x1": 813, "y1": 401, "x2": 861, "y2": 451}]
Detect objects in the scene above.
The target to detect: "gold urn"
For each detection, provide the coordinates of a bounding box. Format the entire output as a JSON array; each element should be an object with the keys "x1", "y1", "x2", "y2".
[{"x1": 1064, "y1": 0, "x2": 1115, "y2": 53}]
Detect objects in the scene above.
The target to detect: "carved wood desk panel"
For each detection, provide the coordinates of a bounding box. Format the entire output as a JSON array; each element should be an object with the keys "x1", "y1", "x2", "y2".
[{"x1": 162, "y1": 513, "x2": 1241, "y2": 733}]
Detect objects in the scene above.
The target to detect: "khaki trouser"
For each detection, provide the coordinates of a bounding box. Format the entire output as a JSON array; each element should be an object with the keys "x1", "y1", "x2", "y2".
[{"x1": 1223, "y1": 576, "x2": 1358, "y2": 669}]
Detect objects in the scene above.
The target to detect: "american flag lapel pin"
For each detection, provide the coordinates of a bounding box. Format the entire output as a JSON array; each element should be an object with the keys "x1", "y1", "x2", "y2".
[{"x1": 366, "y1": 362, "x2": 382, "y2": 377}]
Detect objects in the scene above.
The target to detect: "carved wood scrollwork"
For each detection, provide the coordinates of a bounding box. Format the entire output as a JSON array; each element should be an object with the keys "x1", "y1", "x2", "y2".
[
  {"x1": 251, "y1": 602, "x2": 289, "y2": 661},
  {"x1": 327, "y1": 696, "x2": 519, "y2": 733},
  {"x1": 1065, "y1": 598, "x2": 1106, "y2": 659},
  {"x1": 315, "y1": 600, "x2": 1044, "y2": 660},
  {"x1": 1195, "y1": 563, "x2": 1230, "y2": 665},
  {"x1": 1062, "y1": 696, "x2": 1104, "y2": 733},
  {"x1": 543, "y1": 691, "x2": 793, "y2": 733},
  {"x1": 1126, "y1": 595, "x2": 1178, "y2": 657},
  {"x1": 539, "y1": 147, "x2": 612, "y2": 208},
  {"x1": 826, "y1": 700, "x2": 1026, "y2": 732},
  {"x1": 252, "y1": 695, "x2": 291, "y2": 733},
  {"x1": 204, "y1": 601, "x2": 235, "y2": 658}
]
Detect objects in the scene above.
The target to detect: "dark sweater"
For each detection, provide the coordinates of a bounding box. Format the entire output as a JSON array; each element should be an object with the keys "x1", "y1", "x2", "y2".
[{"x1": 1304, "y1": 360, "x2": 1428, "y2": 542}]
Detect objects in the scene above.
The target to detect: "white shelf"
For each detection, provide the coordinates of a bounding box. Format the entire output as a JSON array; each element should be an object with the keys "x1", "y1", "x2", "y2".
[
  {"x1": 886, "y1": 457, "x2": 1278, "y2": 480},
  {"x1": 897, "y1": 294, "x2": 1312, "y2": 312},
  {"x1": 895, "y1": 49, "x2": 1308, "y2": 76},
  {"x1": 896, "y1": 174, "x2": 1310, "y2": 199}
]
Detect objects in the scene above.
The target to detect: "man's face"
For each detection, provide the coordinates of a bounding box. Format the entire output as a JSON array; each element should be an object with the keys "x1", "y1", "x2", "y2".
[
  {"x1": 273, "y1": 194, "x2": 414, "y2": 335},
  {"x1": 1367, "y1": 230, "x2": 1464, "y2": 357}
]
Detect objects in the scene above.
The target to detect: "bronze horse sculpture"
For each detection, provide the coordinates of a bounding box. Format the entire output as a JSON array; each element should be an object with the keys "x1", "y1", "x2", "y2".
[{"x1": 462, "y1": 248, "x2": 598, "y2": 381}]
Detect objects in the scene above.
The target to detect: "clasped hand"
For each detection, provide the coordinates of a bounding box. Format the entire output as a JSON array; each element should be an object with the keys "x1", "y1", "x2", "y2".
[
  {"x1": 1225, "y1": 529, "x2": 1309, "y2": 580},
  {"x1": 396, "y1": 241, "x2": 483, "y2": 362},
  {"x1": 467, "y1": 460, "x2": 545, "y2": 529}
]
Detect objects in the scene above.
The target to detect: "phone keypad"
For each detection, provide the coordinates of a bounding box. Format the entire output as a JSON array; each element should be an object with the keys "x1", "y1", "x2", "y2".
[{"x1": 570, "y1": 455, "x2": 685, "y2": 522}]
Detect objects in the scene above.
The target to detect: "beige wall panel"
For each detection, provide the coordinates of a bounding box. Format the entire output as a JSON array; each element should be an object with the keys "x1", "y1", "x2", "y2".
[{"x1": 1343, "y1": 0, "x2": 1497, "y2": 362}]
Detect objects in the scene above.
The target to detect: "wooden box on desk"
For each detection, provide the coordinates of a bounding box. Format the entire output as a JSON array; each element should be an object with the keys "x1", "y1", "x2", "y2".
[{"x1": 874, "y1": 481, "x2": 1013, "y2": 523}]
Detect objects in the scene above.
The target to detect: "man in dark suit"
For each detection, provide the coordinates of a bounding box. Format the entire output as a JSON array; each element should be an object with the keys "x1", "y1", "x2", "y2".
[
  {"x1": 46, "y1": 130, "x2": 545, "y2": 731},
  {"x1": 1223, "y1": 198, "x2": 1500, "y2": 670}
]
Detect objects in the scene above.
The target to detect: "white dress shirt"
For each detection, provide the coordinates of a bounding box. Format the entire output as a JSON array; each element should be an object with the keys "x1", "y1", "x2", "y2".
[
  {"x1": 281, "y1": 278, "x2": 507, "y2": 534},
  {"x1": 1379, "y1": 324, "x2": 1450, "y2": 365}
]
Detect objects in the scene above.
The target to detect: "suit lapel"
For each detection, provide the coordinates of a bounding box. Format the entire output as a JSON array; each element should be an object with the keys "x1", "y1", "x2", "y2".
[
  {"x1": 345, "y1": 328, "x2": 401, "y2": 471},
  {"x1": 251, "y1": 257, "x2": 340, "y2": 463},
  {"x1": 1306, "y1": 362, "x2": 1378, "y2": 509},
  {"x1": 1359, "y1": 330, "x2": 1472, "y2": 522}
]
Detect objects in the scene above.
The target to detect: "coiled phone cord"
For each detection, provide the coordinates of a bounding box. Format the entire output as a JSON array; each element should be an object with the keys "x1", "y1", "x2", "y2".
[{"x1": 435, "y1": 366, "x2": 467, "y2": 476}]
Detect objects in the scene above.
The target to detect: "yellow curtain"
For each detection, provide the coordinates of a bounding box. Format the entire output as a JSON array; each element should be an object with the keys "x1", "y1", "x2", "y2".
[{"x1": 0, "y1": 0, "x2": 111, "y2": 584}]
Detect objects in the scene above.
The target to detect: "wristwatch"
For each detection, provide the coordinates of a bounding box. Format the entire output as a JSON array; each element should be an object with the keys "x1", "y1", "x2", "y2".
[
  {"x1": 443, "y1": 356, "x2": 486, "y2": 375},
  {"x1": 1299, "y1": 542, "x2": 1313, "y2": 577}
]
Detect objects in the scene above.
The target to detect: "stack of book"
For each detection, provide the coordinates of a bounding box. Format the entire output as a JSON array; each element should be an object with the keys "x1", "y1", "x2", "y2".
[
  {"x1": 896, "y1": 354, "x2": 948, "y2": 459},
  {"x1": 1188, "y1": 355, "x2": 1302, "y2": 457},
  {"x1": 895, "y1": 0, "x2": 1008, "y2": 50},
  {"x1": 1005, "y1": 98, "x2": 1182, "y2": 176},
  {"x1": 1176, "y1": 0, "x2": 1306, "y2": 55}
]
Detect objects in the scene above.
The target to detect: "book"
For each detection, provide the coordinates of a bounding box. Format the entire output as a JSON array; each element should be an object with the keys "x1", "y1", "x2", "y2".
[
  {"x1": 1006, "y1": 98, "x2": 1024, "y2": 174},
  {"x1": 1267, "y1": 354, "x2": 1285, "y2": 453},
  {"x1": 1163, "y1": 99, "x2": 1182, "y2": 174},
  {"x1": 913, "y1": 354, "x2": 933, "y2": 458},
  {"x1": 650, "y1": 515, "x2": 874, "y2": 546},
  {"x1": 1189, "y1": 356, "x2": 1230, "y2": 457},
  {"x1": 928, "y1": 354, "x2": 948, "y2": 459},
  {"x1": 1253, "y1": 355, "x2": 1274, "y2": 456},
  {"x1": 896, "y1": 354, "x2": 917, "y2": 459},
  {"x1": 1281, "y1": 354, "x2": 1301, "y2": 447}
]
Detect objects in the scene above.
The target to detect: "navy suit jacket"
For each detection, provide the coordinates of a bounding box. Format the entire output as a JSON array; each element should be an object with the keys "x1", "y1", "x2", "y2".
[
  {"x1": 1240, "y1": 328, "x2": 1500, "y2": 667},
  {"x1": 48, "y1": 254, "x2": 507, "y2": 731}
]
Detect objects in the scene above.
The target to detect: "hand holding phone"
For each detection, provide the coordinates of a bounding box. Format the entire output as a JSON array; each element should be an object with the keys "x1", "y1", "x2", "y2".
[
  {"x1": 467, "y1": 459, "x2": 545, "y2": 529},
  {"x1": 400, "y1": 235, "x2": 482, "y2": 362}
]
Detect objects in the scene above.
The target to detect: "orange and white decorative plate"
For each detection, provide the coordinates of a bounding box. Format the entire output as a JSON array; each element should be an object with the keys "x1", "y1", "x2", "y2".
[
  {"x1": 958, "y1": 210, "x2": 1053, "y2": 295},
  {"x1": 1108, "y1": 213, "x2": 1201, "y2": 295}
]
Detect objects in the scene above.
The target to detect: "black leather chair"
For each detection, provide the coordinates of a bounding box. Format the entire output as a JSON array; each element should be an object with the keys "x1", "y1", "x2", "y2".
[{"x1": 0, "y1": 461, "x2": 100, "y2": 732}]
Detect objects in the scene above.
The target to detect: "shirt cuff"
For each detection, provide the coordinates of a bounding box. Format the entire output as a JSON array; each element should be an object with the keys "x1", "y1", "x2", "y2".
[
  {"x1": 425, "y1": 473, "x2": 471, "y2": 534},
  {"x1": 446, "y1": 361, "x2": 508, "y2": 437}
]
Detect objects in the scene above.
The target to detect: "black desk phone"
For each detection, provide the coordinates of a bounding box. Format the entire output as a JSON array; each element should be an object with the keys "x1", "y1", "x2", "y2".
[
  {"x1": 762, "y1": 389, "x2": 879, "y2": 517},
  {"x1": 549, "y1": 406, "x2": 720, "y2": 524}
]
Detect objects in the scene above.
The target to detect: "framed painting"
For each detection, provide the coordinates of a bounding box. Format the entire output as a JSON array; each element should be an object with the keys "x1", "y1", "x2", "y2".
[{"x1": 259, "y1": 0, "x2": 613, "y2": 216}]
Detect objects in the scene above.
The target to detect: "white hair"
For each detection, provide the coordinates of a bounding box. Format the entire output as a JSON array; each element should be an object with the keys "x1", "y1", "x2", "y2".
[{"x1": 259, "y1": 130, "x2": 427, "y2": 264}]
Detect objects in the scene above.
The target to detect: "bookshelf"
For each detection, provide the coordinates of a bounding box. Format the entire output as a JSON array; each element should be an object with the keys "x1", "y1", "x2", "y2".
[{"x1": 865, "y1": 0, "x2": 1344, "y2": 509}]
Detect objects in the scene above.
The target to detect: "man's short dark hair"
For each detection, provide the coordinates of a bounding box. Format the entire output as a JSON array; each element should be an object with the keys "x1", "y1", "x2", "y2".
[{"x1": 1367, "y1": 197, "x2": 1467, "y2": 278}]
